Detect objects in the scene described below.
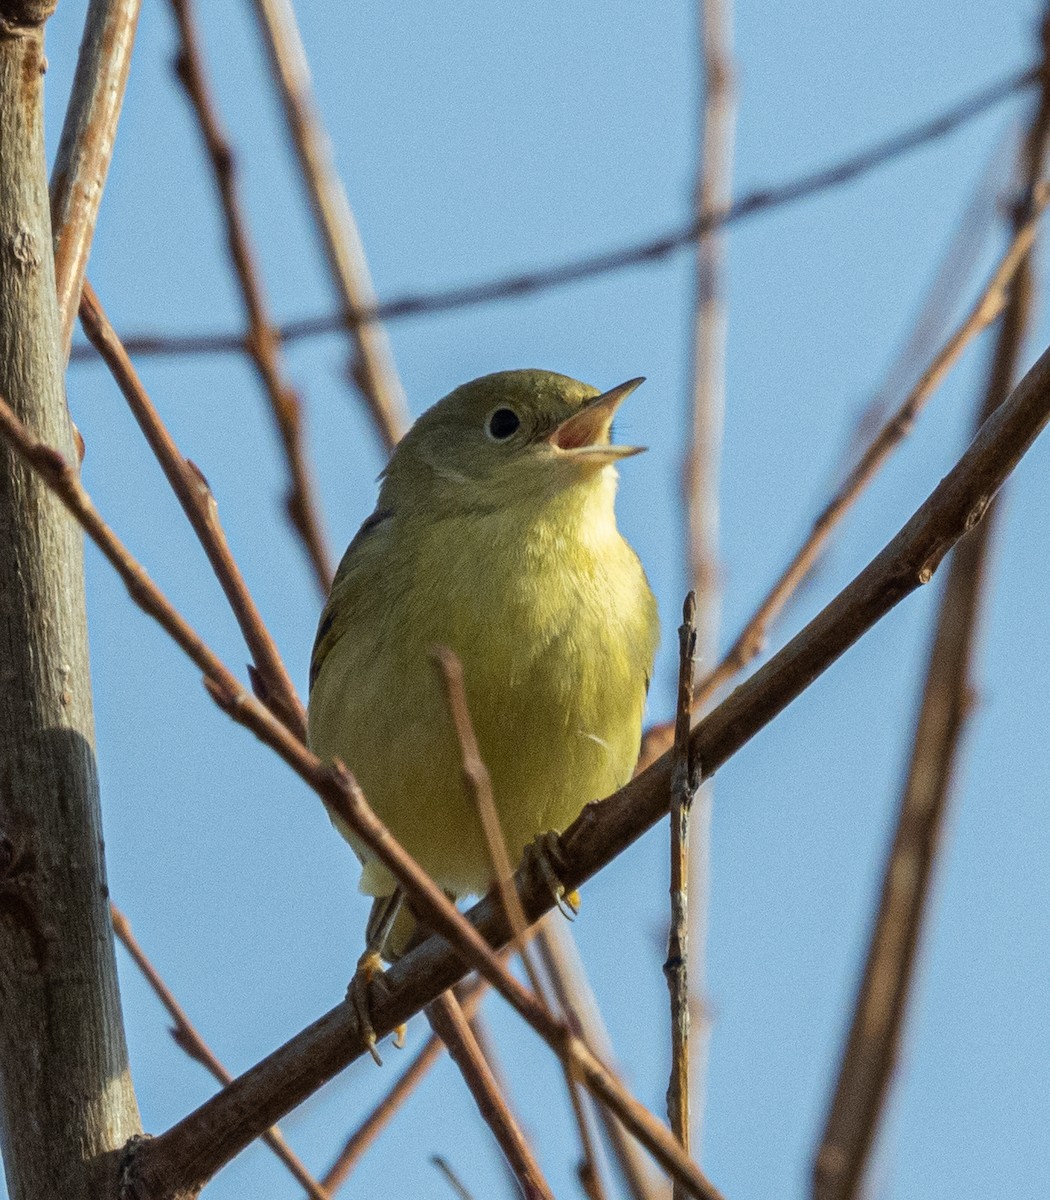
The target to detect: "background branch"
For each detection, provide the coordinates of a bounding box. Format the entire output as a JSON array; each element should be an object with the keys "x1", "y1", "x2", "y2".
[
  {"x1": 248, "y1": 0, "x2": 409, "y2": 453},
  {"x1": 66, "y1": 63, "x2": 1036, "y2": 363},
  {"x1": 168, "y1": 0, "x2": 333, "y2": 594},
  {"x1": 0, "y1": 7, "x2": 142, "y2": 1196},
  {"x1": 49, "y1": 0, "x2": 140, "y2": 357},
  {"x1": 110, "y1": 905, "x2": 331, "y2": 1200},
  {"x1": 812, "y1": 16, "x2": 1050, "y2": 1199},
  {"x1": 639, "y1": 185, "x2": 1047, "y2": 768}
]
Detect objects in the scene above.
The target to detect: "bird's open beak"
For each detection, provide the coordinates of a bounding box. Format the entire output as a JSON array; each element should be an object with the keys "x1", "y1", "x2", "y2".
[{"x1": 547, "y1": 377, "x2": 646, "y2": 461}]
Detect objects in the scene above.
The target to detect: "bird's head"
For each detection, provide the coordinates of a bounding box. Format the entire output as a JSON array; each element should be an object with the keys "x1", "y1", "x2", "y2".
[{"x1": 379, "y1": 370, "x2": 645, "y2": 514}]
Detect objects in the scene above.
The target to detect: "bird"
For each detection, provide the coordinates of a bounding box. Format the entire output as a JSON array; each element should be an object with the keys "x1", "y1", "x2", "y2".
[{"x1": 308, "y1": 369, "x2": 659, "y2": 1054}]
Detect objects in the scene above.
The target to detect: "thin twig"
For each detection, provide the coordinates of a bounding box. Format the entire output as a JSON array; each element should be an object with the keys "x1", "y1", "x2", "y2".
[
  {"x1": 168, "y1": 0, "x2": 333, "y2": 595},
  {"x1": 535, "y1": 922, "x2": 659, "y2": 1200},
  {"x1": 426, "y1": 992, "x2": 555, "y2": 1200},
  {"x1": 432, "y1": 647, "x2": 607, "y2": 1200},
  {"x1": 433, "y1": 1155, "x2": 478, "y2": 1200},
  {"x1": 50, "y1": 0, "x2": 141, "y2": 358},
  {"x1": 638, "y1": 181, "x2": 1050, "y2": 769},
  {"x1": 0, "y1": 395, "x2": 720, "y2": 1200},
  {"x1": 67, "y1": 64, "x2": 1037, "y2": 364},
  {"x1": 813, "y1": 20, "x2": 1050, "y2": 1200},
  {"x1": 109, "y1": 904, "x2": 332, "y2": 1200},
  {"x1": 247, "y1": 0, "x2": 409, "y2": 453},
  {"x1": 682, "y1": 0, "x2": 736, "y2": 1148},
  {"x1": 666, "y1": 595, "x2": 699, "y2": 1198},
  {"x1": 319, "y1": 976, "x2": 489, "y2": 1193},
  {"x1": 79, "y1": 280, "x2": 307, "y2": 738},
  {"x1": 9, "y1": 313, "x2": 1050, "y2": 1193}
]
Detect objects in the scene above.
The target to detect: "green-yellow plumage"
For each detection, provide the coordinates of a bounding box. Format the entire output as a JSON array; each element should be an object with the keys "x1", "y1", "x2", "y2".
[{"x1": 308, "y1": 369, "x2": 659, "y2": 914}]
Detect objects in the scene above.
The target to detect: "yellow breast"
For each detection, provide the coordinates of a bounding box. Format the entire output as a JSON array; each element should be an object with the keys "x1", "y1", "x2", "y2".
[{"x1": 308, "y1": 467, "x2": 659, "y2": 899}]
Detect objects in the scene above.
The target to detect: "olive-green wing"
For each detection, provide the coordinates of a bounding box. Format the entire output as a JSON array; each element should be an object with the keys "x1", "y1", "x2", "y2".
[{"x1": 309, "y1": 508, "x2": 392, "y2": 693}]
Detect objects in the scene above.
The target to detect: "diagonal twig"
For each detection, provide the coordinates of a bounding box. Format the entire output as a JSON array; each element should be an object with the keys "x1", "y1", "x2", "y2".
[
  {"x1": 247, "y1": 0, "x2": 409, "y2": 453},
  {"x1": 638, "y1": 180, "x2": 1050, "y2": 769},
  {"x1": 50, "y1": 0, "x2": 141, "y2": 358},
  {"x1": 79, "y1": 280, "x2": 306, "y2": 738},
  {"x1": 318, "y1": 976, "x2": 489, "y2": 1194},
  {"x1": 425, "y1": 991, "x2": 555, "y2": 1200},
  {"x1": 812, "y1": 18, "x2": 1050, "y2": 1200},
  {"x1": 168, "y1": 0, "x2": 333, "y2": 595},
  {"x1": 666, "y1": 593, "x2": 700, "y2": 1199},
  {"x1": 67, "y1": 64, "x2": 1037, "y2": 364},
  {"x1": 682, "y1": 0, "x2": 736, "y2": 1145},
  {"x1": 433, "y1": 646, "x2": 606, "y2": 1200},
  {"x1": 534, "y1": 922, "x2": 659, "y2": 1200},
  {"x1": 110, "y1": 904, "x2": 332, "y2": 1200}
]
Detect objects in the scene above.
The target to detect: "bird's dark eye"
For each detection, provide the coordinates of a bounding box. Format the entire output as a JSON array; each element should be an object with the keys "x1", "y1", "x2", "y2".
[{"x1": 487, "y1": 408, "x2": 520, "y2": 440}]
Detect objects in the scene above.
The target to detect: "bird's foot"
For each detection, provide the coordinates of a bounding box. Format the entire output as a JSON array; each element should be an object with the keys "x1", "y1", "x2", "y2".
[
  {"x1": 346, "y1": 949, "x2": 404, "y2": 1065},
  {"x1": 524, "y1": 830, "x2": 580, "y2": 920}
]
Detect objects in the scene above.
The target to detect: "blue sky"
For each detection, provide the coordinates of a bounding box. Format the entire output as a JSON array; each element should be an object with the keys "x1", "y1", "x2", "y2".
[{"x1": 8, "y1": 1, "x2": 1050, "y2": 1197}]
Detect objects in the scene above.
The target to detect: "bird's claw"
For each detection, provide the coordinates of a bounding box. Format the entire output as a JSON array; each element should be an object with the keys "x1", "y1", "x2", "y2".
[
  {"x1": 525, "y1": 831, "x2": 580, "y2": 920},
  {"x1": 348, "y1": 949, "x2": 389, "y2": 1066}
]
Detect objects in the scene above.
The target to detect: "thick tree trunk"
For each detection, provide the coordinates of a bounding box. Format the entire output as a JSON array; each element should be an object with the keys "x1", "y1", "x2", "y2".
[{"x1": 0, "y1": 6, "x2": 141, "y2": 1198}]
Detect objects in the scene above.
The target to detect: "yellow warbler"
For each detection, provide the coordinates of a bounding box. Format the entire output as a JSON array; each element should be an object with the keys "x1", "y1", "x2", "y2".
[{"x1": 308, "y1": 369, "x2": 658, "y2": 967}]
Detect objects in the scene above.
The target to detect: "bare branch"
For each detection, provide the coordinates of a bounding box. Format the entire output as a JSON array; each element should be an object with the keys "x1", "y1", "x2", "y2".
[
  {"x1": 433, "y1": 646, "x2": 605, "y2": 1200},
  {"x1": 50, "y1": 0, "x2": 140, "y2": 357},
  {"x1": 168, "y1": 0, "x2": 334, "y2": 594},
  {"x1": 813, "y1": 20, "x2": 1050, "y2": 1200},
  {"x1": 67, "y1": 64, "x2": 1037, "y2": 363},
  {"x1": 426, "y1": 991, "x2": 555, "y2": 1200},
  {"x1": 318, "y1": 976, "x2": 488, "y2": 1193},
  {"x1": 535, "y1": 923, "x2": 660, "y2": 1200},
  {"x1": 110, "y1": 905, "x2": 331, "y2": 1200},
  {"x1": 78, "y1": 280, "x2": 307, "y2": 737},
  {"x1": 0, "y1": 10, "x2": 141, "y2": 1196},
  {"x1": 248, "y1": 0, "x2": 409, "y2": 452},
  {"x1": 639, "y1": 181, "x2": 1049, "y2": 769},
  {"x1": 666, "y1": 594, "x2": 699, "y2": 1198},
  {"x1": 682, "y1": 0, "x2": 736, "y2": 1144}
]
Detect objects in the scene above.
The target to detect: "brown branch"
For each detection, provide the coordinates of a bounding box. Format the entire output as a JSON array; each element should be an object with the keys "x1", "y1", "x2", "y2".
[
  {"x1": 812, "y1": 19, "x2": 1050, "y2": 1200},
  {"x1": 78, "y1": 280, "x2": 307, "y2": 737},
  {"x1": 665, "y1": 594, "x2": 699, "y2": 1198},
  {"x1": 0, "y1": 396, "x2": 719, "y2": 1200},
  {"x1": 433, "y1": 646, "x2": 605, "y2": 1200},
  {"x1": 67, "y1": 64, "x2": 1037, "y2": 364},
  {"x1": 110, "y1": 905, "x2": 331, "y2": 1200},
  {"x1": 248, "y1": 0, "x2": 409, "y2": 453},
  {"x1": 638, "y1": 181, "x2": 1049, "y2": 769},
  {"x1": 107, "y1": 316, "x2": 1050, "y2": 1198},
  {"x1": 426, "y1": 992, "x2": 555, "y2": 1200},
  {"x1": 318, "y1": 975, "x2": 489, "y2": 1193},
  {"x1": 50, "y1": 0, "x2": 141, "y2": 357},
  {"x1": 682, "y1": 0, "x2": 736, "y2": 1145},
  {"x1": 535, "y1": 923, "x2": 659, "y2": 1200},
  {"x1": 433, "y1": 1155, "x2": 477, "y2": 1200},
  {"x1": 168, "y1": 0, "x2": 333, "y2": 595}
]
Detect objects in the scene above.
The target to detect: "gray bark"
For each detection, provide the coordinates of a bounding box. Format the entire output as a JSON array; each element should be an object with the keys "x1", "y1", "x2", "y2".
[{"x1": 0, "y1": 7, "x2": 141, "y2": 1199}]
